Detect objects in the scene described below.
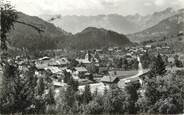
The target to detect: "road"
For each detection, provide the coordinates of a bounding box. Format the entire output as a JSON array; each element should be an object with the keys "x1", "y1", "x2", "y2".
[
  {"x1": 79, "y1": 56, "x2": 146, "y2": 94},
  {"x1": 118, "y1": 56, "x2": 145, "y2": 88}
]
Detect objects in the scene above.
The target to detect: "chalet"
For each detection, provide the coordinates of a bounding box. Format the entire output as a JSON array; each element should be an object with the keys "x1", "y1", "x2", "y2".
[
  {"x1": 76, "y1": 59, "x2": 91, "y2": 66},
  {"x1": 48, "y1": 60, "x2": 59, "y2": 66},
  {"x1": 162, "y1": 46, "x2": 170, "y2": 49},
  {"x1": 38, "y1": 56, "x2": 50, "y2": 61},
  {"x1": 156, "y1": 47, "x2": 161, "y2": 50},
  {"x1": 168, "y1": 57, "x2": 175, "y2": 64},
  {"x1": 53, "y1": 81, "x2": 67, "y2": 88},
  {"x1": 74, "y1": 67, "x2": 88, "y2": 78},
  {"x1": 48, "y1": 58, "x2": 69, "y2": 67},
  {"x1": 108, "y1": 48, "x2": 114, "y2": 51},
  {"x1": 126, "y1": 53, "x2": 132, "y2": 58},
  {"x1": 101, "y1": 75, "x2": 120, "y2": 84},
  {"x1": 96, "y1": 49, "x2": 103, "y2": 53},
  {"x1": 145, "y1": 45, "x2": 152, "y2": 49},
  {"x1": 45, "y1": 66, "x2": 61, "y2": 74},
  {"x1": 124, "y1": 76, "x2": 140, "y2": 84},
  {"x1": 38, "y1": 56, "x2": 50, "y2": 64},
  {"x1": 58, "y1": 58, "x2": 69, "y2": 65},
  {"x1": 99, "y1": 67, "x2": 109, "y2": 75},
  {"x1": 35, "y1": 62, "x2": 48, "y2": 71}
]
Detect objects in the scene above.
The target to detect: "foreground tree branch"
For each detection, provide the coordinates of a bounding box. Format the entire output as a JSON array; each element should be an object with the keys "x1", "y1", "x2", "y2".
[{"x1": 14, "y1": 20, "x2": 44, "y2": 33}]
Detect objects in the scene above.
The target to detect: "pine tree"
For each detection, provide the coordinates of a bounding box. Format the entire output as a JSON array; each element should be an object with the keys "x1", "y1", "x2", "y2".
[
  {"x1": 83, "y1": 85, "x2": 92, "y2": 104},
  {"x1": 125, "y1": 82, "x2": 140, "y2": 114},
  {"x1": 104, "y1": 86, "x2": 108, "y2": 95},
  {"x1": 68, "y1": 77, "x2": 79, "y2": 92},
  {"x1": 46, "y1": 87, "x2": 55, "y2": 105},
  {"x1": 35, "y1": 78, "x2": 45, "y2": 96},
  {"x1": 103, "y1": 86, "x2": 126, "y2": 114},
  {"x1": 65, "y1": 86, "x2": 75, "y2": 108},
  {"x1": 151, "y1": 54, "x2": 166, "y2": 76},
  {"x1": 63, "y1": 70, "x2": 72, "y2": 83},
  {"x1": 0, "y1": 61, "x2": 19, "y2": 113},
  {"x1": 124, "y1": 58, "x2": 129, "y2": 70}
]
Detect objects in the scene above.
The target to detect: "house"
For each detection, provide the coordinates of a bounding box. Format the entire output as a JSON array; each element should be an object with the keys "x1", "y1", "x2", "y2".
[
  {"x1": 35, "y1": 63, "x2": 48, "y2": 71},
  {"x1": 36, "y1": 57, "x2": 50, "y2": 67},
  {"x1": 74, "y1": 67, "x2": 88, "y2": 78},
  {"x1": 108, "y1": 48, "x2": 114, "y2": 51},
  {"x1": 45, "y1": 66, "x2": 62, "y2": 74},
  {"x1": 58, "y1": 58, "x2": 69, "y2": 65},
  {"x1": 101, "y1": 75, "x2": 120, "y2": 84},
  {"x1": 38, "y1": 56, "x2": 50, "y2": 64},
  {"x1": 96, "y1": 49, "x2": 103, "y2": 53},
  {"x1": 76, "y1": 59, "x2": 91, "y2": 65},
  {"x1": 179, "y1": 54, "x2": 184, "y2": 64},
  {"x1": 99, "y1": 67, "x2": 109, "y2": 75},
  {"x1": 126, "y1": 53, "x2": 132, "y2": 58},
  {"x1": 53, "y1": 81, "x2": 67, "y2": 88},
  {"x1": 38, "y1": 56, "x2": 50, "y2": 61},
  {"x1": 48, "y1": 58, "x2": 69, "y2": 67},
  {"x1": 145, "y1": 45, "x2": 152, "y2": 49},
  {"x1": 168, "y1": 57, "x2": 175, "y2": 64},
  {"x1": 124, "y1": 76, "x2": 140, "y2": 84}
]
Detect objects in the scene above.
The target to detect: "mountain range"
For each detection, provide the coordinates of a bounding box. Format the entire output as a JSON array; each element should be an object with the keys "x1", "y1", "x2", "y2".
[
  {"x1": 63, "y1": 27, "x2": 132, "y2": 50},
  {"x1": 2, "y1": 7, "x2": 184, "y2": 51},
  {"x1": 3, "y1": 12, "x2": 132, "y2": 51},
  {"x1": 5, "y1": 12, "x2": 70, "y2": 51},
  {"x1": 40, "y1": 7, "x2": 177, "y2": 34},
  {"x1": 128, "y1": 9, "x2": 184, "y2": 42}
]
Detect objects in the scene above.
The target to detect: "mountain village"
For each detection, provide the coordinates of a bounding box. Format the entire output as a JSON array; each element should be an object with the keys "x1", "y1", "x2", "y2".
[{"x1": 1, "y1": 1, "x2": 184, "y2": 114}]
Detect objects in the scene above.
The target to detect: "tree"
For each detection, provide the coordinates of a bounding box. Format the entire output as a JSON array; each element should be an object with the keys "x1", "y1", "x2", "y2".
[
  {"x1": 68, "y1": 58, "x2": 79, "y2": 68},
  {"x1": 125, "y1": 82, "x2": 140, "y2": 113},
  {"x1": 174, "y1": 55, "x2": 183, "y2": 67},
  {"x1": 83, "y1": 85, "x2": 92, "y2": 104},
  {"x1": 60, "y1": 86, "x2": 76, "y2": 113},
  {"x1": 84, "y1": 99, "x2": 103, "y2": 114},
  {"x1": 0, "y1": 60, "x2": 41, "y2": 114},
  {"x1": 136, "y1": 68, "x2": 184, "y2": 114},
  {"x1": 46, "y1": 87, "x2": 55, "y2": 105},
  {"x1": 118, "y1": 58, "x2": 123, "y2": 68},
  {"x1": 0, "y1": 60, "x2": 19, "y2": 113},
  {"x1": 0, "y1": 1, "x2": 43, "y2": 60},
  {"x1": 151, "y1": 54, "x2": 166, "y2": 76},
  {"x1": 0, "y1": 1, "x2": 46, "y2": 114},
  {"x1": 0, "y1": 1, "x2": 18, "y2": 58},
  {"x1": 68, "y1": 77, "x2": 79, "y2": 92},
  {"x1": 35, "y1": 78, "x2": 45, "y2": 96},
  {"x1": 103, "y1": 86, "x2": 126, "y2": 114},
  {"x1": 63, "y1": 70, "x2": 72, "y2": 83},
  {"x1": 44, "y1": 87, "x2": 56, "y2": 114},
  {"x1": 153, "y1": 97, "x2": 178, "y2": 114},
  {"x1": 141, "y1": 52, "x2": 152, "y2": 69},
  {"x1": 87, "y1": 63, "x2": 98, "y2": 74},
  {"x1": 63, "y1": 70, "x2": 79, "y2": 91},
  {"x1": 123, "y1": 58, "x2": 128, "y2": 70}
]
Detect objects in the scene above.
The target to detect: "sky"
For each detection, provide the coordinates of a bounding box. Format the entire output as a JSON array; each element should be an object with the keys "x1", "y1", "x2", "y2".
[{"x1": 10, "y1": 0, "x2": 184, "y2": 16}]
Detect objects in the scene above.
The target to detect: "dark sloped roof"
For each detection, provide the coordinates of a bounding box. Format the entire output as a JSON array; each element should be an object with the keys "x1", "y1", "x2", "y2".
[{"x1": 101, "y1": 75, "x2": 119, "y2": 83}]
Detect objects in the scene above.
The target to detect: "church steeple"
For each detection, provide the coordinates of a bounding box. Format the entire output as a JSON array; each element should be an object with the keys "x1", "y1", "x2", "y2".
[{"x1": 85, "y1": 51, "x2": 91, "y2": 61}]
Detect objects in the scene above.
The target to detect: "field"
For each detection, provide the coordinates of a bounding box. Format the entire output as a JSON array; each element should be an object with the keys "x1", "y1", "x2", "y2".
[{"x1": 115, "y1": 70, "x2": 138, "y2": 79}]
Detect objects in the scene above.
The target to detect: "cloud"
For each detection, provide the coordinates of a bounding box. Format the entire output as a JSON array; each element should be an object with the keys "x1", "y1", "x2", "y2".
[
  {"x1": 155, "y1": 0, "x2": 166, "y2": 6},
  {"x1": 10, "y1": 0, "x2": 184, "y2": 16},
  {"x1": 144, "y1": 2, "x2": 153, "y2": 6}
]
